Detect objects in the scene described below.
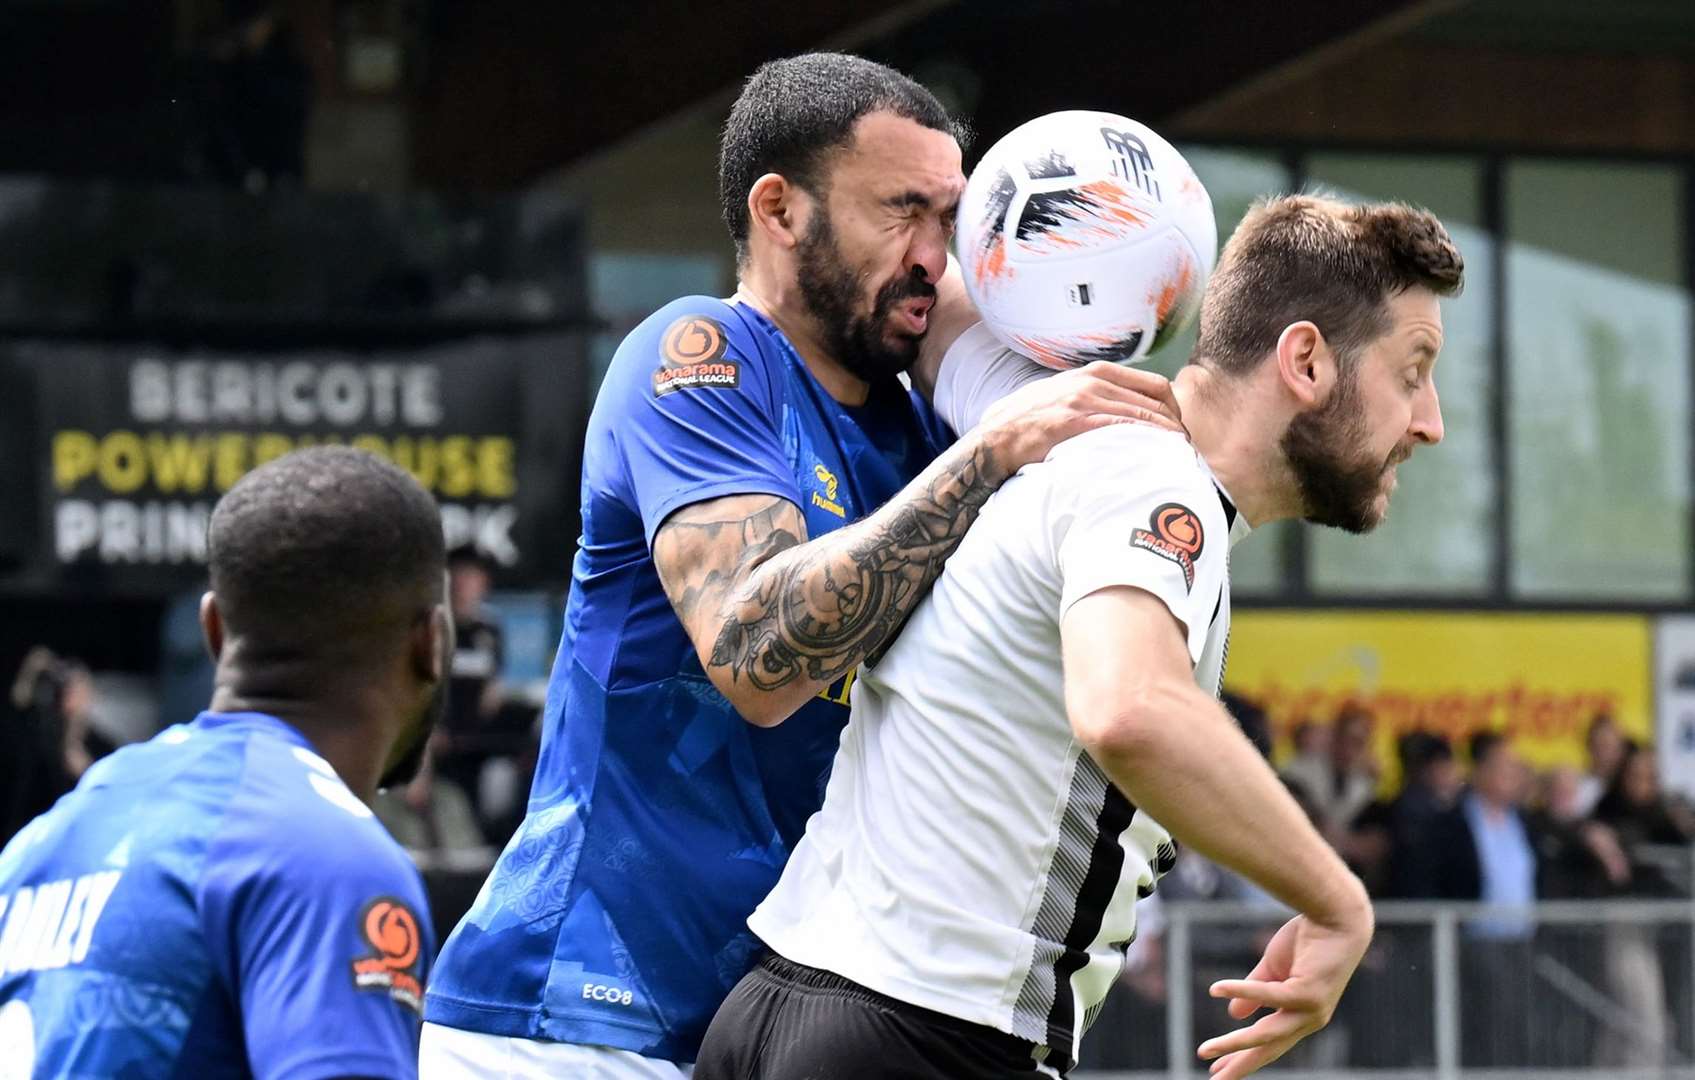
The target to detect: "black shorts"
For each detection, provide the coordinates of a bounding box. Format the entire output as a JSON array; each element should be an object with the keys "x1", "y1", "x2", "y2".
[{"x1": 695, "y1": 951, "x2": 1061, "y2": 1080}]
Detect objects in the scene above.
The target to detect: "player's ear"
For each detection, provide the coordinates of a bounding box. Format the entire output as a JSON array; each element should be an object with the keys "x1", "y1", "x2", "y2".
[
  {"x1": 1274, "y1": 320, "x2": 1337, "y2": 409},
  {"x1": 199, "y1": 591, "x2": 225, "y2": 662},
  {"x1": 747, "y1": 173, "x2": 805, "y2": 252},
  {"x1": 412, "y1": 602, "x2": 451, "y2": 686}
]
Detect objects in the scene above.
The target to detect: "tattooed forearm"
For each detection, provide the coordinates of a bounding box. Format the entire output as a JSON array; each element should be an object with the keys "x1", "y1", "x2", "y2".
[
  {"x1": 656, "y1": 498, "x2": 805, "y2": 625},
  {"x1": 654, "y1": 435, "x2": 1008, "y2": 721}
]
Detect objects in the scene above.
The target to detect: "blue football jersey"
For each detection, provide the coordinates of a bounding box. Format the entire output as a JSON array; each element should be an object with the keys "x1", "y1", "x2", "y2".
[
  {"x1": 0, "y1": 711, "x2": 435, "y2": 1079},
  {"x1": 424, "y1": 297, "x2": 949, "y2": 1061}
]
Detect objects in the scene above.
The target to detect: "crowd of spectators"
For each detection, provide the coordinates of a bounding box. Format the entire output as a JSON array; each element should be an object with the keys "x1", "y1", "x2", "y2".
[{"x1": 1097, "y1": 702, "x2": 1695, "y2": 1071}]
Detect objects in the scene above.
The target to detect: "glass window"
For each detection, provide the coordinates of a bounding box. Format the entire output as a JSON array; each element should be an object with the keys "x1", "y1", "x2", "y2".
[
  {"x1": 588, "y1": 251, "x2": 728, "y2": 392},
  {"x1": 1506, "y1": 161, "x2": 1690, "y2": 600},
  {"x1": 1154, "y1": 147, "x2": 1297, "y2": 595},
  {"x1": 1303, "y1": 155, "x2": 1496, "y2": 596}
]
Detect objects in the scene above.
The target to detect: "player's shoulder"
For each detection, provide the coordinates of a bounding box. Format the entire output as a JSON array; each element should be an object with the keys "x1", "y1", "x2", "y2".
[
  {"x1": 1046, "y1": 421, "x2": 1212, "y2": 494},
  {"x1": 601, "y1": 295, "x2": 780, "y2": 404},
  {"x1": 1045, "y1": 423, "x2": 1229, "y2": 562},
  {"x1": 625, "y1": 296, "x2": 770, "y2": 365},
  {"x1": 217, "y1": 727, "x2": 418, "y2": 884}
]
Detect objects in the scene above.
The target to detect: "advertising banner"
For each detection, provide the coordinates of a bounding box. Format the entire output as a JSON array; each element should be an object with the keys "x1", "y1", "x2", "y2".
[
  {"x1": 1226, "y1": 610, "x2": 1653, "y2": 778},
  {"x1": 13, "y1": 338, "x2": 584, "y2": 592}
]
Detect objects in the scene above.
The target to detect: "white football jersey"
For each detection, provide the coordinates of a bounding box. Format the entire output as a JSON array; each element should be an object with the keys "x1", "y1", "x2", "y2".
[{"x1": 749, "y1": 419, "x2": 1249, "y2": 1071}]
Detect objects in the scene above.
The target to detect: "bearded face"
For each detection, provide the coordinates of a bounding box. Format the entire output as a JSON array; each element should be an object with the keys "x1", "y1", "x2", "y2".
[
  {"x1": 377, "y1": 674, "x2": 443, "y2": 791},
  {"x1": 379, "y1": 598, "x2": 452, "y2": 792},
  {"x1": 794, "y1": 205, "x2": 937, "y2": 384},
  {"x1": 1279, "y1": 361, "x2": 1411, "y2": 534}
]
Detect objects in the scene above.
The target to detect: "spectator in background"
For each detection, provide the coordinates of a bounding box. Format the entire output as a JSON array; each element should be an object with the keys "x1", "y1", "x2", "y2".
[
  {"x1": 1524, "y1": 764, "x2": 1626, "y2": 1068},
  {"x1": 1285, "y1": 717, "x2": 1329, "y2": 778},
  {"x1": 1590, "y1": 744, "x2": 1695, "y2": 1067},
  {"x1": 1592, "y1": 743, "x2": 1695, "y2": 880},
  {"x1": 1385, "y1": 733, "x2": 1462, "y2": 899},
  {"x1": 1530, "y1": 764, "x2": 1629, "y2": 899},
  {"x1": 1282, "y1": 703, "x2": 1382, "y2": 876},
  {"x1": 436, "y1": 545, "x2": 504, "y2": 818},
  {"x1": 55, "y1": 660, "x2": 116, "y2": 782},
  {"x1": 1573, "y1": 712, "x2": 1626, "y2": 818},
  {"x1": 1281, "y1": 703, "x2": 1378, "y2": 833},
  {"x1": 2, "y1": 649, "x2": 115, "y2": 846},
  {"x1": 1434, "y1": 732, "x2": 1536, "y2": 910},
  {"x1": 1427, "y1": 732, "x2": 1538, "y2": 1066}
]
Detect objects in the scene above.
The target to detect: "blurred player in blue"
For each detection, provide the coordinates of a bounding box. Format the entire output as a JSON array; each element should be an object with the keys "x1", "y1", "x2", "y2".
[
  {"x1": 0, "y1": 447, "x2": 452, "y2": 1078},
  {"x1": 421, "y1": 51, "x2": 1182, "y2": 1078}
]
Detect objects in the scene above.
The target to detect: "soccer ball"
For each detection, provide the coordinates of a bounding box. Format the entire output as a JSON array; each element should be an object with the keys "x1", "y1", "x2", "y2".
[{"x1": 957, "y1": 111, "x2": 1217, "y2": 369}]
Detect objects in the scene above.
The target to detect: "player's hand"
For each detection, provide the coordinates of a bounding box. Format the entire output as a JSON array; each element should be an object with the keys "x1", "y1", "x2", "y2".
[
  {"x1": 977, "y1": 360, "x2": 1183, "y2": 473},
  {"x1": 1197, "y1": 907, "x2": 1373, "y2": 1080}
]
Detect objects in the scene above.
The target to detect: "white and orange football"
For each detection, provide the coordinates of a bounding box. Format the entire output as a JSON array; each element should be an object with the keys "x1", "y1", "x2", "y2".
[{"x1": 957, "y1": 111, "x2": 1216, "y2": 369}]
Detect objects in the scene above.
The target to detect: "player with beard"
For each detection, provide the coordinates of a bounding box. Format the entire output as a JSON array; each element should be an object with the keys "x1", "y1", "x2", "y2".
[
  {"x1": 697, "y1": 195, "x2": 1464, "y2": 1080},
  {"x1": 0, "y1": 447, "x2": 450, "y2": 1078},
  {"x1": 420, "y1": 52, "x2": 1182, "y2": 1078}
]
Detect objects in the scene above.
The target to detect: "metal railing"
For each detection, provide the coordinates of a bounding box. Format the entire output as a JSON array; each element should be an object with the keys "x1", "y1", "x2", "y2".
[{"x1": 1078, "y1": 894, "x2": 1695, "y2": 1079}]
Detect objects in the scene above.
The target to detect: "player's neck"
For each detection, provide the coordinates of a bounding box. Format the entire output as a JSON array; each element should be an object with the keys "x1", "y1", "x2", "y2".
[
  {"x1": 1172, "y1": 366, "x2": 1303, "y2": 528},
  {"x1": 207, "y1": 676, "x2": 392, "y2": 801},
  {"x1": 732, "y1": 278, "x2": 871, "y2": 406}
]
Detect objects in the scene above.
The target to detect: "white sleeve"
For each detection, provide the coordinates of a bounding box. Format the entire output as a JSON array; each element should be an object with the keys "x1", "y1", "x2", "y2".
[
  {"x1": 1052, "y1": 431, "x2": 1228, "y2": 665},
  {"x1": 932, "y1": 321, "x2": 1054, "y2": 435}
]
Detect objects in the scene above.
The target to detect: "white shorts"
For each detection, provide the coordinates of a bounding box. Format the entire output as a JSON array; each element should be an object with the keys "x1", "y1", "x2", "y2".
[{"x1": 420, "y1": 1022, "x2": 694, "y2": 1079}]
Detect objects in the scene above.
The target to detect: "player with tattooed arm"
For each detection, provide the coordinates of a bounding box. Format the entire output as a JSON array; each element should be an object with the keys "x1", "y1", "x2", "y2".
[{"x1": 419, "y1": 52, "x2": 1180, "y2": 1078}]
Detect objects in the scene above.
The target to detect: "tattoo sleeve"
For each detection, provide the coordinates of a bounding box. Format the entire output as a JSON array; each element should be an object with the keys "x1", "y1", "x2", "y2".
[{"x1": 653, "y1": 435, "x2": 1008, "y2": 720}]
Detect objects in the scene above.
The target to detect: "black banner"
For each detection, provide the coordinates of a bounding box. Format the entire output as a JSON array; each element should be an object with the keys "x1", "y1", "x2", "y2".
[{"x1": 9, "y1": 337, "x2": 587, "y2": 594}]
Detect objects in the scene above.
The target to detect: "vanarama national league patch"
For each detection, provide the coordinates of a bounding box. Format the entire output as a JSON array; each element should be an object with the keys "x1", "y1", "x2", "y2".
[
  {"x1": 1131, "y1": 502, "x2": 1204, "y2": 591},
  {"x1": 653, "y1": 315, "x2": 740, "y2": 396},
  {"x1": 350, "y1": 897, "x2": 425, "y2": 1014}
]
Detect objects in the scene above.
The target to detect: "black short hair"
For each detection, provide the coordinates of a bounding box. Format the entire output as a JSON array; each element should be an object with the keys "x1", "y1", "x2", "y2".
[
  {"x1": 1470, "y1": 731, "x2": 1506, "y2": 769},
  {"x1": 718, "y1": 51, "x2": 962, "y2": 265},
  {"x1": 208, "y1": 447, "x2": 444, "y2": 659},
  {"x1": 1400, "y1": 731, "x2": 1452, "y2": 774}
]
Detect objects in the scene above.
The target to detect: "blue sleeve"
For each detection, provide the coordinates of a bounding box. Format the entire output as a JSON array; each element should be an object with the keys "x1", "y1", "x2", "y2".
[
  {"x1": 607, "y1": 299, "x2": 802, "y2": 547},
  {"x1": 200, "y1": 771, "x2": 435, "y2": 1080}
]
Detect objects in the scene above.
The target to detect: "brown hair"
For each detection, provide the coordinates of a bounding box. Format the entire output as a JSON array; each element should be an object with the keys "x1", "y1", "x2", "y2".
[{"x1": 1192, "y1": 194, "x2": 1464, "y2": 377}]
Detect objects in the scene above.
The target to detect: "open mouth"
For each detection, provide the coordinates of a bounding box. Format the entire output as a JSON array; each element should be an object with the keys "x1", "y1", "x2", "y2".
[{"x1": 896, "y1": 297, "x2": 934, "y2": 335}]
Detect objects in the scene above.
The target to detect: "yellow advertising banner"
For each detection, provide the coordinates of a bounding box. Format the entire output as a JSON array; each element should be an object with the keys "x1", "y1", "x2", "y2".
[{"x1": 1226, "y1": 611, "x2": 1653, "y2": 778}]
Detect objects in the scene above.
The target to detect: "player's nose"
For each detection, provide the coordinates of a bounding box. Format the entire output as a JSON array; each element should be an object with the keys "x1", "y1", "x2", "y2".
[
  {"x1": 907, "y1": 220, "x2": 949, "y2": 285},
  {"x1": 1412, "y1": 380, "x2": 1444, "y2": 446}
]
